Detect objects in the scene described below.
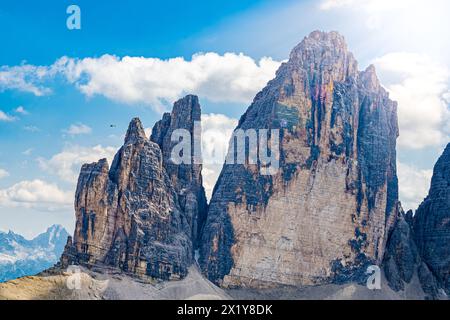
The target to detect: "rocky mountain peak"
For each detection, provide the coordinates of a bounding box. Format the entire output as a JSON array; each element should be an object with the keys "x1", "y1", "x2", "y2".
[
  {"x1": 360, "y1": 64, "x2": 381, "y2": 91},
  {"x1": 124, "y1": 117, "x2": 147, "y2": 144},
  {"x1": 201, "y1": 31, "x2": 399, "y2": 288},
  {"x1": 383, "y1": 144, "x2": 450, "y2": 299},
  {"x1": 414, "y1": 142, "x2": 450, "y2": 294},
  {"x1": 151, "y1": 94, "x2": 207, "y2": 248},
  {"x1": 173, "y1": 94, "x2": 200, "y2": 114},
  {"x1": 61, "y1": 95, "x2": 207, "y2": 281},
  {"x1": 286, "y1": 30, "x2": 358, "y2": 84}
]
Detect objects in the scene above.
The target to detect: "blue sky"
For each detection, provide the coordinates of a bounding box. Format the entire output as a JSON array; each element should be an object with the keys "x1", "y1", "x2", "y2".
[{"x1": 1, "y1": 0, "x2": 449, "y2": 238}]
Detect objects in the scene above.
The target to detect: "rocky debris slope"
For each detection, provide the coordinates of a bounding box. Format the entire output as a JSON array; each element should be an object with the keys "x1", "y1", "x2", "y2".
[
  {"x1": 0, "y1": 265, "x2": 230, "y2": 300},
  {"x1": 200, "y1": 31, "x2": 399, "y2": 288},
  {"x1": 414, "y1": 143, "x2": 450, "y2": 295},
  {"x1": 1, "y1": 266, "x2": 429, "y2": 300},
  {"x1": 61, "y1": 96, "x2": 207, "y2": 281}
]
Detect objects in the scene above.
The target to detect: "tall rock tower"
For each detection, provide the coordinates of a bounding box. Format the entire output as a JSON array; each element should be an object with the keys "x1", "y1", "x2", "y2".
[
  {"x1": 414, "y1": 143, "x2": 450, "y2": 294},
  {"x1": 61, "y1": 95, "x2": 207, "y2": 281},
  {"x1": 200, "y1": 31, "x2": 399, "y2": 287},
  {"x1": 151, "y1": 95, "x2": 208, "y2": 248}
]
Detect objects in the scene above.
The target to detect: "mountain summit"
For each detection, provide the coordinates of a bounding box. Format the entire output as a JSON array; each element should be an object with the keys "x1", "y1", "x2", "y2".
[
  {"x1": 61, "y1": 96, "x2": 207, "y2": 281},
  {"x1": 200, "y1": 30, "x2": 399, "y2": 287}
]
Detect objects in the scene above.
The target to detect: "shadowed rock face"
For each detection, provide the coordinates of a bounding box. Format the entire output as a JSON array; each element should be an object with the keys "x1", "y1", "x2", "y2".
[
  {"x1": 383, "y1": 208, "x2": 421, "y2": 292},
  {"x1": 200, "y1": 31, "x2": 399, "y2": 288},
  {"x1": 61, "y1": 96, "x2": 207, "y2": 281},
  {"x1": 414, "y1": 143, "x2": 450, "y2": 294},
  {"x1": 151, "y1": 95, "x2": 208, "y2": 248}
]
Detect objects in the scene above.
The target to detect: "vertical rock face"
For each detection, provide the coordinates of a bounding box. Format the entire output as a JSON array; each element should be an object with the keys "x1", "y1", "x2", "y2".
[
  {"x1": 151, "y1": 95, "x2": 208, "y2": 248},
  {"x1": 62, "y1": 96, "x2": 207, "y2": 281},
  {"x1": 200, "y1": 31, "x2": 399, "y2": 287},
  {"x1": 414, "y1": 143, "x2": 450, "y2": 294},
  {"x1": 383, "y1": 208, "x2": 421, "y2": 292}
]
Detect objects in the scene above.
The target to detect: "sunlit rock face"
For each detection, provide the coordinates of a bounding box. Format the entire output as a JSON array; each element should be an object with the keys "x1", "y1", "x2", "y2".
[
  {"x1": 200, "y1": 31, "x2": 399, "y2": 288},
  {"x1": 414, "y1": 143, "x2": 450, "y2": 294},
  {"x1": 61, "y1": 96, "x2": 207, "y2": 281}
]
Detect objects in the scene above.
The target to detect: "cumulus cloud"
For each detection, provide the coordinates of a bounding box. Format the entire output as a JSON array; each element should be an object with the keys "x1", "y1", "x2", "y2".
[
  {"x1": 0, "y1": 169, "x2": 9, "y2": 179},
  {"x1": 397, "y1": 161, "x2": 433, "y2": 211},
  {"x1": 0, "y1": 110, "x2": 15, "y2": 122},
  {"x1": 0, "y1": 179, "x2": 72, "y2": 210},
  {"x1": 373, "y1": 52, "x2": 450, "y2": 149},
  {"x1": 64, "y1": 123, "x2": 92, "y2": 136},
  {"x1": 1, "y1": 53, "x2": 280, "y2": 111},
  {"x1": 59, "y1": 53, "x2": 280, "y2": 110},
  {"x1": 38, "y1": 145, "x2": 117, "y2": 183},
  {"x1": 201, "y1": 113, "x2": 238, "y2": 199}
]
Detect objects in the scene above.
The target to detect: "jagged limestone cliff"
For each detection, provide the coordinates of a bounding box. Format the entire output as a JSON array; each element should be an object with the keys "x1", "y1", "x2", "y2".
[
  {"x1": 200, "y1": 31, "x2": 399, "y2": 288},
  {"x1": 414, "y1": 143, "x2": 450, "y2": 294},
  {"x1": 61, "y1": 96, "x2": 207, "y2": 281},
  {"x1": 383, "y1": 144, "x2": 450, "y2": 299},
  {"x1": 150, "y1": 95, "x2": 208, "y2": 248}
]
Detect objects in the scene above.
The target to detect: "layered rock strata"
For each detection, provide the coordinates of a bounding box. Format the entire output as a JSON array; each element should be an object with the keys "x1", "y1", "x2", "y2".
[
  {"x1": 61, "y1": 96, "x2": 207, "y2": 281},
  {"x1": 150, "y1": 95, "x2": 208, "y2": 248},
  {"x1": 200, "y1": 31, "x2": 399, "y2": 288}
]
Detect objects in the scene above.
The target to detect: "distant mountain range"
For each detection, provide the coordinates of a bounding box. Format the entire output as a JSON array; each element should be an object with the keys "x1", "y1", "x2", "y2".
[
  {"x1": 0, "y1": 225, "x2": 69, "y2": 283},
  {"x1": 58, "y1": 31, "x2": 449, "y2": 299},
  {"x1": 1, "y1": 31, "x2": 448, "y2": 300}
]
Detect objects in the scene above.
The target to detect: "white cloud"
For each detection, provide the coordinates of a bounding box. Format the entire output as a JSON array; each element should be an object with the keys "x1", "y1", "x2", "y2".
[
  {"x1": 64, "y1": 123, "x2": 92, "y2": 135},
  {"x1": 397, "y1": 161, "x2": 433, "y2": 211},
  {"x1": 60, "y1": 53, "x2": 280, "y2": 110},
  {"x1": 0, "y1": 63, "x2": 56, "y2": 96},
  {"x1": 38, "y1": 145, "x2": 117, "y2": 183},
  {"x1": 0, "y1": 110, "x2": 15, "y2": 122},
  {"x1": 201, "y1": 113, "x2": 238, "y2": 165},
  {"x1": 0, "y1": 169, "x2": 9, "y2": 179},
  {"x1": 144, "y1": 128, "x2": 152, "y2": 139},
  {"x1": 0, "y1": 179, "x2": 72, "y2": 210},
  {"x1": 373, "y1": 52, "x2": 450, "y2": 149},
  {"x1": 15, "y1": 106, "x2": 29, "y2": 115},
  {"x1": 201, "y1": 113, "x2": 238, "y2": 199},
  {"x1": 1, "y1": 53, "x2": 281, "y2": 110}
]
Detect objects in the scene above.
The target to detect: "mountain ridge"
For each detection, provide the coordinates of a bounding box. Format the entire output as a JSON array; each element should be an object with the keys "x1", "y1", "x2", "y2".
[
  {"x1": 0, "y1": 224, "x2": 69, "y2": 283},
  {"x1": 1, "y1": 30, "x2": 447, "y2": 301}
]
